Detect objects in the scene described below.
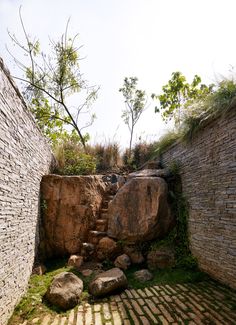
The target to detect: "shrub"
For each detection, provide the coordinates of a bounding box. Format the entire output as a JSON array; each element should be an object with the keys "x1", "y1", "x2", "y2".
[
  {"x1": 87, "y1": 142, "x2": 122, "y2": 172},
  {"x1": 122, "y1": 142, "x2": 158, "y2": 170},
  {"x1": 54, "y1": 141, "x2": 96, "y2": 175}
]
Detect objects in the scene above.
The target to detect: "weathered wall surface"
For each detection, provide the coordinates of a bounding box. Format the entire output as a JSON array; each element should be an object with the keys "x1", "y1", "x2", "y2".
[
  {"x1": 162, "y1": 108, "x2": 236, "y2": 289},
  {"x1": 0, "y1": 58, "x2": 54, "y2": 325}
]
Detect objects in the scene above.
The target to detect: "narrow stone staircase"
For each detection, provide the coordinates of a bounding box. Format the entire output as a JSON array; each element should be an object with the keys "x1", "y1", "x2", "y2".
[{"x1": 81, "y1": 192, "x2": 116, "y2": 260}]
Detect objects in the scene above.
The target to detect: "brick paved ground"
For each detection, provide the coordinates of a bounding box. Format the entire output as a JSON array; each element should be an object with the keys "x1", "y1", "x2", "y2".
[{"x1": 19, "y1": 280, "x2": 236, "y2": 325}]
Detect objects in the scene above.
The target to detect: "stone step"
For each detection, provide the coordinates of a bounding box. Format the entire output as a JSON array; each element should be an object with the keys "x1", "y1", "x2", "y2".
[
  {"x1": 89, "y1": 230, "x2": 107, "y2": 236},
  {"x1": 96, "y1": 219, "x2": 107, "y2": 225},
  {"x1": 100, "y1": 213, "x2": 108, "y2": 219},
  {"x1": 88, "y1": 230, "x2": 107, "y2": 245},
  {"x1": 106, "y1": 195, "x2": 115, "y2": 201},
  {"x1": 81, "y1": 242, "x2": 95, "y2": 258},
  {"x1": 96, "y1": 219, "x2": 108, "y2": 232},
  {"x1": 100, "y1": 208, "x2": 108, "y2": 213},
  {"x1": 102, "y1": 201, "x2": 109, "y2": 209}
]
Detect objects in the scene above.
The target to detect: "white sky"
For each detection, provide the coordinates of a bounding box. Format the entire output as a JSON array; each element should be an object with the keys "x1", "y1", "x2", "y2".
[{"x1": 1, "y1": 0, "x2": 236, "y2": 148}]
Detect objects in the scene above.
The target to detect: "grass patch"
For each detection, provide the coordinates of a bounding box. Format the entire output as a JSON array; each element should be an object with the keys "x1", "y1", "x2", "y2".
[
  {"x1": 8, "y1": 258, "x2": 94, "y2": 324},
  {"x1": 124, "y1": 265, "x2": 209, "y2": 290}
]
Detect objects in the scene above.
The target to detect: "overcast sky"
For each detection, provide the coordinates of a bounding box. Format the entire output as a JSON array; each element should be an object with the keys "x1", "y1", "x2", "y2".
[{"x1": 1, "y1": 0, "x2": 236, "y2": 148}]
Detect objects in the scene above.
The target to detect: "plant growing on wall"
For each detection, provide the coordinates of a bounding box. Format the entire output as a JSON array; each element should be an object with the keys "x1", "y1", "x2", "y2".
[
  {"x1": 119, "y1": 76, "x2": 148, "y2": 158},
  {"x1": 7, "y1": 7, "x2": 98, "y2": 149}
]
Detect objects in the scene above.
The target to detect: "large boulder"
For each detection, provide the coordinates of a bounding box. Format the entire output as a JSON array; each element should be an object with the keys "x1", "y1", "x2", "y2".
[
  {"x1": 96, "y1": 237, "x2": 119, "y2": 261},
  {"x1": 89, "y1": 268, "x2": 127, "y2": 297},
  {"x1": 40, "y1": 175, "x2": 106, "y2": 258},
  {"x1": 107, "y1": 177, "x2": 173, "y2": 243},
  {"x1": 45, "y1": 272, "x2": 83, "y2": 310}
]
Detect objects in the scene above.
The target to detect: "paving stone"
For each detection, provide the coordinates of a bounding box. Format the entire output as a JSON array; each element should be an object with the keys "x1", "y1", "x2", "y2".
[
  {"x1": 94, "y1": 312, "x2": 102, "y2": 325},
  {"x1": 140, "y1": 316, "x2": 150, "y2": 325},
  {"x1": 130, "y1": 300, "x2": 144, "y2": 315},
  {"x1": 143, "y1": 306, "x2": 158, "y2": 323},
  {"x1": 77, "y1": 305, "x2": 84, "y2": 325},
  {"x1": 144, "y1": 288, "x2": 153, "y2": 297},
  {"x1": 84, "y1": 304, "x2": 93, "y2": 325},
  {"x1": 41, "y1": 315, "x2": 51, "y2": 325},
  {"x1": 60, "y1": 317, "x2": 67, "y2": 325},
  {"x1": 128, "y1": 309, "x2": 140, "y2": 324},
  {"x1": 51, "y1": 315, "x2": 60, "y2": 325},
  {"x1": 103, "y1": 302, "x2": 112, "y2": 321},
  {"x1": 111, "y1": 309, "x2": 122, "y2": 325},
  {"x1": 68, "y1": 310, "x2": 75, "y2": 325},
  {"x1": 94, "y1": 304, "x2": 101, "y2": 312},
  {"x1": 117, "y1": 302, "x2": 128, "y2": 319}
]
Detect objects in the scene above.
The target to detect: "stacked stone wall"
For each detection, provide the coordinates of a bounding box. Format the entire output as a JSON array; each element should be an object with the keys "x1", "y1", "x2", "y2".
[
  {"x1": 162, "y1": 108, "x2": 236, "y2": 289},
  {"x1": 0, "y1": 59, "x2": 54, "y2": 325}
]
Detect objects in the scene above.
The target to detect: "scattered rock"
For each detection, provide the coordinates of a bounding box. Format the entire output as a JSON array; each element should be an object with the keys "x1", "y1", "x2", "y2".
[
  {"x1": 96, "y1": 237, "x2": 119, "y2": 261},
  {"x1": 123, "y1": 245, "x2": 145, "y2": 264},
  {"x1": 107, "y1": 177, "x2": 174, "y2": 243},
  {"x1": 32, "y1": 264, "x2": 46, "y2": 275},
  {"x1": 114, "y1": 254, "x2": 131, "y2": 270},
  {"x1": 67, "y1": 255, "x2": 84, "y2": 269},
  {"x1": 81, "y1": 243, "x2": 95, "y2": 259},
  {"x1": 45, "y1": 272, "x2": 83, "y2": 310},
  {"x1": 134, "y1": 269, "x2": 153, "y2": 282},
  {"x1": 147, "y1": 247, "x2": 175, "y2": 270},
  {"x1": 89, "y1": 268, "x2": 128, "y2": 297},
  {"x1": 81, "y1": 269, "x2": 93, "y2": 277}
]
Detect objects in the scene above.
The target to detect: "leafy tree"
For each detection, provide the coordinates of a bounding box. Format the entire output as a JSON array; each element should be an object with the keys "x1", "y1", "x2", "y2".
[
  {"x1": 7, "y1": 8, "x2": 98, "y2": 149},
  {"x1": 119, "y1": 77, "x2": 148, "y2": 156},
  {"x1": 152, "y1": 71, "x2": 214, "y2": 126}
]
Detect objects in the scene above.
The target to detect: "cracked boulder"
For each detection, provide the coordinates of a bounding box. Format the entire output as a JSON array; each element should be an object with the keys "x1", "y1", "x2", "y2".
[{"x1": 107, "y1": 176, "x2": 174, "y2": 243}]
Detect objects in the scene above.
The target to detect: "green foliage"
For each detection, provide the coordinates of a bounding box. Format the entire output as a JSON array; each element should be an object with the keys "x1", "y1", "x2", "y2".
[
  {"x1": 119, "y1": 77, "x2": 148, "y2": 154},
  {"x1": 122, "y1": 142, "x2": 158, "y2": 170},
  {"x1": 149, "y1": 172, "x2": 197, "y2": 270},
  {"x1": 54, "y1": 140, "x2": 96, "y2": 175},
  {"x1": 152, "y1": 71, "x2": 214, "y2": 126},
  {"x1": 180, "y1": 78, "x2": 236, "y2": 141},
  {"x1": 8, "y1": 10, "x2": 98, "y2": 148}
]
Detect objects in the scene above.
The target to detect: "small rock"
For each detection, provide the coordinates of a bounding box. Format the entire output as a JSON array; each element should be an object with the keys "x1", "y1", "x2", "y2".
[
  {"x1": 45, "y1": 272, "x2": 83, "y2": 310},
  {"x1": 32, "y1": 264, "x2": 46, "y2": 275},
  {"x1": 89, "y1": 268, "x2": 127, "y2": 297},
  {"x1": 96, "y1": 237, "x2": 119, "y2": 261},
  {"x1": 32, "y1": 318, "x2": 40, "y2": 324},
  {"x1": 147, "y1": 247, "x2": 175, "y2": 270},
  {"x1": 124, "y1": 245, "x2": 145, "y2": 264},
  {"x1": 67, "y1": 255, "x2": 84, "y2": 269},
  {"x1": 134, "y1": 269, "x2": 153, "y2": 282},
  {"x1": 81, "y1": 269, "x2": 93, "y2": 277},
  {"x1": 114, "y1": 254, "x2": 131, "y2": 270}
]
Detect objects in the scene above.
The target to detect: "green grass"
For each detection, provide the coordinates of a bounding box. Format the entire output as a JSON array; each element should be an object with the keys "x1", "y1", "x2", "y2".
[
  {"x1": 124, "y1": 265, "x2": 209, "y2": 290},
  {"x1": 8, "y1": 258, "x2": 94, "y2": 324}
]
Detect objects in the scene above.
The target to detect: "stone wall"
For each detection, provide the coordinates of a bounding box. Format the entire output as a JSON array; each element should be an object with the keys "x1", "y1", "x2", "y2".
[
  {"x1": 0, "y1": 59, "x2": 54, "y2": 325},
  {"x1": 161, "y1": 108, "x2": 236, "y2": 289}
]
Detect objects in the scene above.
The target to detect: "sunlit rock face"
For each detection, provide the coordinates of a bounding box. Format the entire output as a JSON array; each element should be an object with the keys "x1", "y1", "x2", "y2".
[
  {"x1": 107, "y1": 176, "x2": 174, "y2": 243},
  {"x1": 40, "y1": 174, "x2": 106, "y2": 258}
]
